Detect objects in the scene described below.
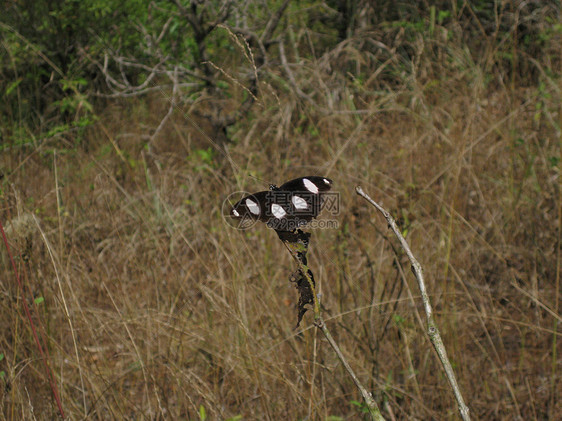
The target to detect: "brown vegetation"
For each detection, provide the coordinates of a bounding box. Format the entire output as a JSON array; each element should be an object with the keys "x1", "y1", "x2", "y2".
[{"x1": 1, "y1": 1, "x2": 560, "y2": 419}]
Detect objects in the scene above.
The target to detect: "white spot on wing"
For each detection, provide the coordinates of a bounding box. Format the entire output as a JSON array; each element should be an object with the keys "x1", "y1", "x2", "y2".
[
  {"x1": 303, "y1": 178, "x2": 319, "y2": 193},
  {"x1": 271, "y1": 203, "x2": 286, "y2": 219},
  {"x1": 292, "y1": 195, "x2": 308, "y2": 210},
  {"x1": 232, "y1": 209, "x2": 240, "y2": 217},
  {"x1": 246, "y1": 198, "x2": 260, "y2": 215}
]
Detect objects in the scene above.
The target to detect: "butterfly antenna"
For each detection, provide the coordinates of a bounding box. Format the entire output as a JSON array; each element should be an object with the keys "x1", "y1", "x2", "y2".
[
  {"x1": 246, "y1": 173, "x2": 263, "y2": 184},
  {"x1": 248, "y1": 174, "x2": 278, "y2": 190}
]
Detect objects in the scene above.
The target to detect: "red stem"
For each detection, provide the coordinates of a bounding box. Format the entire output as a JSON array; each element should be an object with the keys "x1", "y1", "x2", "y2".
[{"x1": 0, "y1": 220, "x2": 66, "y2": 419}]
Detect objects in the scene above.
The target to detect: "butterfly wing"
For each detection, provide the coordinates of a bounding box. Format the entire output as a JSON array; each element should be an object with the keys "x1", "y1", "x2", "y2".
[
  {"x1": 278, "y1": 176, "x2": 333, "y2": 222},
  {"x1": 278, "y1": 176, "x2": 333, "y2": 193},
  {"x1": 230, "y1": 191, "x2": 270, "y2": 223},
  {"x1": 230, "y1": 176, "x2": 333, "y2": 231}
]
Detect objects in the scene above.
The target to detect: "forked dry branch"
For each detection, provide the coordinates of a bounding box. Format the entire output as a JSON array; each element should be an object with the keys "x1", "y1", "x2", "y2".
[{"x1": 356, "y1": 186, "x2": 471, "y2": 421}]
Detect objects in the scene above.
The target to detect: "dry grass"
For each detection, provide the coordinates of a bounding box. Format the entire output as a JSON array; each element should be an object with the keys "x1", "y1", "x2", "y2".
[{"x1": 1, "y1": 14, "x2": 561, "y2": 421}]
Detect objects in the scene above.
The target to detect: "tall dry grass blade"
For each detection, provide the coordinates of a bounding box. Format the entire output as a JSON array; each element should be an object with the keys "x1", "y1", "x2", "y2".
[{"x1": 32, "y1": 213, "x2": 87, "y2": 416}]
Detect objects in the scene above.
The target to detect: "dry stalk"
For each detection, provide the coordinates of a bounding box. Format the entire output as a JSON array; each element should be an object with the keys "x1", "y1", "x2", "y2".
[
  {"x1": 282, "y1": 236, "x2": 385, "y2": 421},
  {"x1": 314, "y1": 317, "x2": 384, "y2": 421},
  {"x1": 355, "y1": 186, "x2": 471, "y2": 421}
]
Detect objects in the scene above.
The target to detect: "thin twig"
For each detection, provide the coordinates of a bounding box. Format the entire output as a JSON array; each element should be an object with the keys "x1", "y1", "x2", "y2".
[
  {"x1": 315, "y1": 316, "x2": 385, "y2": 421},
  {"x1": 278, "y1": 40, "x2": 316, "y2": 103},
  {"x1": 149, "y1": 67, "x2": 179, "y2": 144},
  {"x1": 260, "y1": 0, "x2": 291, "y2": 45},
  {"x1": 356, "y1": 186, "x2": 471, "y2": 421}
]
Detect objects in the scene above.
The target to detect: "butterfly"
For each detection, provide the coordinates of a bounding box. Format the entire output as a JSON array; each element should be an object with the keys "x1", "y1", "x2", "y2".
[{"x1": 230, "y1": 176, "x2": 333, "y2": 232}]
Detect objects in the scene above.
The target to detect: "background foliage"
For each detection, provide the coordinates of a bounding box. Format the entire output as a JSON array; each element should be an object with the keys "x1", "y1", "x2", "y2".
[{"x1": 1, "y1": 0, "x2": 560, "y2": 419}]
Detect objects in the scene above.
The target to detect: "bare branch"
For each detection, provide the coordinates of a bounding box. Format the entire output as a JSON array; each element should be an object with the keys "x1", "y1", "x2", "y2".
[
  {"x1": 260, "y1": 0, "x2": 291, "y2": 45},
  {"x1": 208, "y1": 0, "x2": 234, "y2": 31},
  {"x1": 279, "y1": 40, "x2": 316, "y2": 104},
  {"x1": 356, "y1": 186, "x2": 471, "y2": 421},
  {"x1": 156, "y1": 16, "x2": 174, "y2": 44},
  {"x1": 150, "y1": 67, "x2": 179, "y2": 144}
]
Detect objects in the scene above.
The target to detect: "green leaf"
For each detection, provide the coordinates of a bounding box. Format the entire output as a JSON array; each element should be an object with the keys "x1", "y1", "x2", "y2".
[
  {"x1": 437, "y1": 10, "x2": 451, "y2": 24},
  {"x1": 5, "y1": 79, "x2": 22, "y2": 96},
  {"x1": 350, "y1": 399, "x2": 370, "y2": 413},
  {"x1": 199, "y1": 405, "x2": 206, "y2": 420},
  {"x1": 34, "y1": 296, "x2": 44, "y2": 305},
  {"x1": 392, "y1": 314, "x2": 405, "y2": 326}
]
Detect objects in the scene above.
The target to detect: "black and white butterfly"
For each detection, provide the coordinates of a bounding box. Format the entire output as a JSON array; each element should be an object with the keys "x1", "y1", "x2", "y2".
[{"x1": 230, "y1": 176, "x2": 333, "y2": 232}]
